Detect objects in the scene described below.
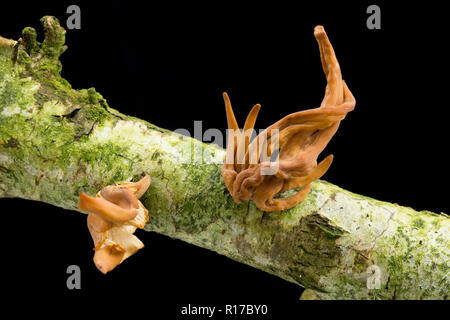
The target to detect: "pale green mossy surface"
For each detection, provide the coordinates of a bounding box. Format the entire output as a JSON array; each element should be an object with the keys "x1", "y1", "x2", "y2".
[{"x1": 0, "y1": 17, "x2": 448, "y2": 299}]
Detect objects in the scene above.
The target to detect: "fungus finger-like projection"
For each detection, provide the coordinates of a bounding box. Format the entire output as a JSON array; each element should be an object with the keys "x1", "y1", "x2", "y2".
[
  {"x1": 221, "y1": 26, "x2": 356, "y2": 212},
  {"x1": 78, "y1": 174, "x2": 151, "y2": 274}
]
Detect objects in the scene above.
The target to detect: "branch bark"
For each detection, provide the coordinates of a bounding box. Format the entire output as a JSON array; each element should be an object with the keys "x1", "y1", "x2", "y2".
[{"x1": 0, "y1": 17, "x2": 448, "y2": 300}]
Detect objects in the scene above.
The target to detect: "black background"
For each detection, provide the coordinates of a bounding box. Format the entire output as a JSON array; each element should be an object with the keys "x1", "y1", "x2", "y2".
[{"x1": 0, "y1": 0, "x2": 448, "y2": 315}]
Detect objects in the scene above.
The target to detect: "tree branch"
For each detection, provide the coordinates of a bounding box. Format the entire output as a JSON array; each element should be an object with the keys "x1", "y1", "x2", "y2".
[{"x1": 0, "y1": 17, "x2": 448, "y2": 299}]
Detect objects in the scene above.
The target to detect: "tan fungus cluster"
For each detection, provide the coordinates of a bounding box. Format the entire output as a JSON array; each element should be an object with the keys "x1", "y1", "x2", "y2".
[
  {"x1": 221, "y1": 26, "x2": 356, "y2": 212},
  {"x1": 78, "y1": 174, "x2": 151, "y2": 274}
]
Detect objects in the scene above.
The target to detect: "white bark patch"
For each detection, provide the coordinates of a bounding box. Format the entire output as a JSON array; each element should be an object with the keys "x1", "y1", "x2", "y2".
[
  {"x1": 49, "y1": 168, "x2": 65, "y2": 181},
  {"x1": 23, "y1": 164, "x2": 40, "y2": 176},
  {"x1": 29, "y1": 84, "x2": 40, "y2": 92},
  {"x1": 320, "y1": 192, "x2": 395, "y2": 251},
  {"x1": 0, "y1": 105, "x2": 34, "y2": 117},
  {"x1": 1, "y1": 106, "x2": 21, "y2": 116},
  {"x1": 0, "y1": 153, "x2": 13, "y2": 165},
  {"x1": 41, "y1": 100, "x2": 66, "y2": 116}
]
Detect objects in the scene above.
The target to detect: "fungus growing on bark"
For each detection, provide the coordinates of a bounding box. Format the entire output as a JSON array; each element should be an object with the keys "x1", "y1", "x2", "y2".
[
  {"x1": 222, "y1": 26, "x2": 356, "y2": 212},
  {"x1": 78, "y1": 174, "x2": 151, "y2": 274}
]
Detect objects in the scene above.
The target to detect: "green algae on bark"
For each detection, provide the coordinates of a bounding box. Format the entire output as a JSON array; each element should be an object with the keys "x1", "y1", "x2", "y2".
[{"x1": 0, "y1": 17, "x2": 448, "y2": 300}]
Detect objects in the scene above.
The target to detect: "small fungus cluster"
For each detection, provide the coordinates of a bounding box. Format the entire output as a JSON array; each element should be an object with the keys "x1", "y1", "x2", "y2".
[
  {"x1": 78, "y1": 175, "x2": 151, "y2": 274},
  {"x1": 221, "y1": 26, "x2": 356, "y2": 212}
]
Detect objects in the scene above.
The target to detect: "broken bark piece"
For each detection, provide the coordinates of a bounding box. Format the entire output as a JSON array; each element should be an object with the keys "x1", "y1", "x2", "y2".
[
  {"x1": 222, "y1": 26, "x2": 356, "y2": 212},
  {"x1": 78, "y1": 174, "x2": 151, "y2": 274}
]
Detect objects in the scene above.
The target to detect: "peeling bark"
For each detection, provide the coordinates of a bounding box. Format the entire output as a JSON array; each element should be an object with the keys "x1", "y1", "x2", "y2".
[{"x1": 0, "y1": 17, "x2": 448, "y2": 299}]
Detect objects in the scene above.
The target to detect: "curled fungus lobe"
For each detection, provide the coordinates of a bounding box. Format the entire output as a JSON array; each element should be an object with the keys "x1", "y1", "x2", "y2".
[
  {"x1": 222, "y1": 26, "x2": 356, "y2": 212},
  {"x1": 78, "y1": 174, "x2": 151, "y2": 274}
]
